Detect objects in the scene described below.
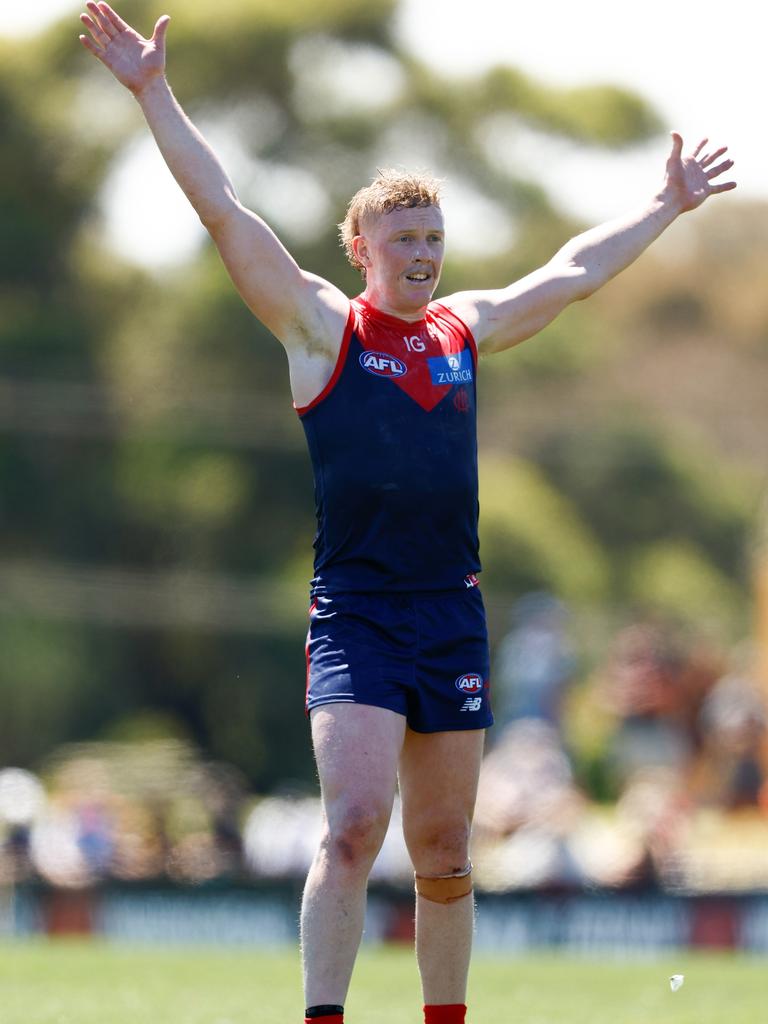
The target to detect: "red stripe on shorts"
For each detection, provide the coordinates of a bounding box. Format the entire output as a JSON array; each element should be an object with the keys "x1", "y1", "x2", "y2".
[{"x1": 304, "y1": 600, "x2": 318, "y2": 715}]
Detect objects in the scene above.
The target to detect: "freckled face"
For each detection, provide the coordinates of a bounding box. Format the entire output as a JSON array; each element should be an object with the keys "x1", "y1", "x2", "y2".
[{"x1": 353, "y1": 205, "x2": 445, "y2": 319}]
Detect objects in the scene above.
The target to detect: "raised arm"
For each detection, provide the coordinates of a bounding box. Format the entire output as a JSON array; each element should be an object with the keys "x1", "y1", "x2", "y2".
[
  {"x1": 443, "y1": 133, "x2": 736, "y2": 355},
  {"x1": 79, "y1": 2, "x2": 348, "y2": 359}
]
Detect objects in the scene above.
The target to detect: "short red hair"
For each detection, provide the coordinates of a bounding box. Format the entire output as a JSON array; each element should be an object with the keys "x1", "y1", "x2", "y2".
[{"x1": 339, "y1": 168, "x2": 442, "y2": 275}]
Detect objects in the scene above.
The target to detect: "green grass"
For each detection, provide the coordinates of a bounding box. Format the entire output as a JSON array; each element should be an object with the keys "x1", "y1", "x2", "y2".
[{"x1": 0, "y1": 941, "x2": 766, "y2": 1024}]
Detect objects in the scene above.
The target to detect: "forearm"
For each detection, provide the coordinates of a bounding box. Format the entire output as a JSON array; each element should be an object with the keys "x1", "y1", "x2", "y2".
[
  {"x1": 554, "y1": 192, "x2": 683, "y2": 299},
  {"x1": 134, "y1": 76, "x2": 237, "y2": 228}
]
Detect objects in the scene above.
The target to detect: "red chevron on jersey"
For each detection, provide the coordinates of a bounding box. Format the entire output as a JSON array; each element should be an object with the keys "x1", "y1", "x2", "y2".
[{"x1": 354, "y1": 297, "x2": 475, "y2": 412}]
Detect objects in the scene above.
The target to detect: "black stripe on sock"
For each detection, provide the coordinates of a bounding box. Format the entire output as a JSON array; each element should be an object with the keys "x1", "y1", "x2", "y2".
[{"x1": 305, "y1": 1006, "x2": 344, "y2": 1019}]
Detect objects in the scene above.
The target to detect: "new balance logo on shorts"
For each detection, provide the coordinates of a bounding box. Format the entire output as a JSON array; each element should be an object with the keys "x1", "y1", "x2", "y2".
[{"x1": 456, "y1": 673, "x2": 484, "y2": 712}]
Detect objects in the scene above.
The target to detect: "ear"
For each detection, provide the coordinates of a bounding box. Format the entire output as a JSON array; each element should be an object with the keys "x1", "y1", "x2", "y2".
[{"x1": 351, "y1": 234, "x2": 371, "y2": 269}]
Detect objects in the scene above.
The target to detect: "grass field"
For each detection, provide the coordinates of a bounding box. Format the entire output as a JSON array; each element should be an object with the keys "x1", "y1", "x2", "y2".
[{"x1": 1, "y1": 941, "x2": 766, "y2": 1024}]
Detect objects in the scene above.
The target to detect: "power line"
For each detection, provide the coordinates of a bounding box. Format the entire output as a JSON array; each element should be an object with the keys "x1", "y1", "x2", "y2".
[
  {"x1": 0, "y1": 377, "x2": 303, "y2": 449},
  {"x1": 0, "y1": 559, "x2": 308, "y2": 633}
]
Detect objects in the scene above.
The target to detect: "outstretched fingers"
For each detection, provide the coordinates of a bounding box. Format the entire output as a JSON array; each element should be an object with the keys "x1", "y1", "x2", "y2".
[
  {"x1": 707, "y1": 153, "x2": 737, "y2": 193},
  {"x1": 86, "y1": 1, "x2": 117, "y2": 37},
  {"x1": 705, "y1": 157, "x2": 734, "y2": 180},
  {"x1": 668, "y1": 131, "x2": 737, "y2": 203},
  {"x1": 79, "y1": 11, "x2": 110, "y2": 49},
  {"x1": 709, "y1": 180, "x2": 738, "y2": 194},
  {"x1": 96, "y1": 2, "x2": 130, "y2": 33},
  {"x1": 700, "y1": 145, "x2": 728, "y2": 168},
  {"x1": 78, "y1": 31, "x2": 103, "y2": 58}
]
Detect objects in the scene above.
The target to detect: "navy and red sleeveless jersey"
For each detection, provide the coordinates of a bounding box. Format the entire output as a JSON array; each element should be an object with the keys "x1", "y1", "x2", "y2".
[{"x1": 296, "y1": 296, "x2": 481, "y2": 594}]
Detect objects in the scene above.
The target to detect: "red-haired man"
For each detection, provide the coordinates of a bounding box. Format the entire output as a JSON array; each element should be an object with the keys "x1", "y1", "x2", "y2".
[{"x1": 79, "y1": 5, "x2": 736, "y2": 1022}]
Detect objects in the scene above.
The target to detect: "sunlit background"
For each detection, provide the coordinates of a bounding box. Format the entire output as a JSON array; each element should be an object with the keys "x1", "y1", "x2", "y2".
[
  {"x1": 1, "y1": 0, "x2": 768, "y2": 956},
  {"x1": 2, "y1": 0, "x2": 766, "y2": 265}
]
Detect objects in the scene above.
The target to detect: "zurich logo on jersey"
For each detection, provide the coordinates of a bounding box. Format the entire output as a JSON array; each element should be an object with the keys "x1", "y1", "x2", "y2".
[
  {"x1": 359, "y1": 351, "x2": 408, "y2": 378},
  {"x1": 455, "y1": 673, "x2": 483, "y2": 695},
  {"x1": 429, "y1": 348, "x2": 473, "y2": 385}
]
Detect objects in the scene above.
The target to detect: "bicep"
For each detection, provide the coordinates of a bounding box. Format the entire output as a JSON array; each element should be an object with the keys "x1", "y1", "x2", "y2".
[
  {"x1": 208, "y1": 201, "x2": 342, "y2": 341},
  {"x1": 443, "y1": 262, "x2": 589, "y2": 355}
]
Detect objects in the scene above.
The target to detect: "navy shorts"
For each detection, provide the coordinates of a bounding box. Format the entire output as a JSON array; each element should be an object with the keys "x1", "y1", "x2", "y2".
[{"x1": 305, "y1": 587, "x2": 493, "y2": 732}]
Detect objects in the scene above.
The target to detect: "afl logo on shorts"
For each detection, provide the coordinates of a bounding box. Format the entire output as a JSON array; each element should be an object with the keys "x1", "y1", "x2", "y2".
[
  {"x1": 455, "y1": 673, "x2": 483, "y2": 695},
  {"x1": 359, "y1": 351, "x2": 408, "y2": 378}
]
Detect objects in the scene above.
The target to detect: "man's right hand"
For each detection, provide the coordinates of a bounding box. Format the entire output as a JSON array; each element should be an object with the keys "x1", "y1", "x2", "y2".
[
  {"x1": 77, "y1": 0, "x2": 349, "y2": 404},
  {"x1": 79, "y1": 1, "x2": 169, "y2": 96}
]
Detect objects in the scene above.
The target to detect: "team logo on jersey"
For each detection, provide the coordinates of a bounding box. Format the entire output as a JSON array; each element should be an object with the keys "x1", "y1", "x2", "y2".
[
  {"x1": 453, "y1": 387, "x2": 471, "y2": 413},
  {"x1": 428, "y1": 349, "x2": 473, "y2": 385},
  {"x1": 359, "y1": 351, "x2": 408, "y2": 378},
  {"x1": 455, "y1": 672, "x2": 483, "y2": 695}
]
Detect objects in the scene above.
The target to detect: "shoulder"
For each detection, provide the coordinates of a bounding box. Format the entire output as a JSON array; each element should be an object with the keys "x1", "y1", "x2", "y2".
[
  {"x1": 437, "y1": 267, "x2": 578, "y2": 355},
  {"x1": 281, "y1": 275, "x2": 354, "y2": 410},
  {"x1": 432, "y1": 293, "x2": 483, "y2": 338},
  {"x1": 279, "y1": 272, "x2": 351, "y2": 356},
  {"x1": 427, "y1": 298, "x2": 478, "y2": 356},
  {"x1": 428, "y1": 299, "x2": 475, "y2": 337}
]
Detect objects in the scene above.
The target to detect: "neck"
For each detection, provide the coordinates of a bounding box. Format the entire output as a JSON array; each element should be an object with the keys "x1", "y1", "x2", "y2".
[{"x1": 360, "y1": 286, "x2": 429, "y2": 322}]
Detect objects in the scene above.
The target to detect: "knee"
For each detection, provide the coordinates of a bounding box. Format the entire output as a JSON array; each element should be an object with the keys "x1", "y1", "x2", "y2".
[
  {"x1": 322, "y1": 802, "x2": 390, "y2": 873},
  {"x1": 405, "y1": 816, "x2": 472, "y2": 876}
]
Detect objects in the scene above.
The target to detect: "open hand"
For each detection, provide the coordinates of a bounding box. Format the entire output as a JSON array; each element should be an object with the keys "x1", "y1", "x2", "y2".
[
  {"x1": 662, "y1": 132, "x2": 736, "y2": 213},
  {"x1": 79, "y1": 1, "x2": 169, "y2": 95}
]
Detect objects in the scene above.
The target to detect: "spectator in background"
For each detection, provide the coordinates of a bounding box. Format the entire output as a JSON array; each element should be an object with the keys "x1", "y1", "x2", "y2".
[
  {"x1": 0, "y1": 768, "x2": 46, "y2": 884},
  {"x1": 493, "y1": 592, "x2": 574, "y2": 734},
  {"x1": 691, "y1": 672, "x2": 768, "y2": 809},
  {"x1": 600, "y1": 623, "x2": 715, "y2": 787}
]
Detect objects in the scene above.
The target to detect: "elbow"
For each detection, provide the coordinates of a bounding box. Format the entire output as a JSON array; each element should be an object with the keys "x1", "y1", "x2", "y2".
[
  {"x1": 198, "y1": 203, "x2": 232, "y2": 236},
  {"x1": 199, "y1": 208, "x2": 244, "y2": 248},
  {"x1": 196, "y1": 189, "x2": 241, "y2": 236},
  {"x1": 557, "y1": 261, "x2": 595, "y2": 302},
  {"x1": 573, "y1": 279, "x2": 599, "y2": 302}
]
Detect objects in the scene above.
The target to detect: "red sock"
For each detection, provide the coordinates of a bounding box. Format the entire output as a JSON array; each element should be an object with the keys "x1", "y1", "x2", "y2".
[
  {"x1": 305, "y1": 1006, "x2": 343, "y2": 1024},
  {"x1": 424, "y1": 1004, "x2": 467, "y2": 1024}
]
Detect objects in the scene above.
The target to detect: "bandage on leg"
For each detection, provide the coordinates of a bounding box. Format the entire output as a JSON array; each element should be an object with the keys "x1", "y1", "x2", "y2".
[{"x1": 415, "y1": 864, "x2": 473, "y2": 904}]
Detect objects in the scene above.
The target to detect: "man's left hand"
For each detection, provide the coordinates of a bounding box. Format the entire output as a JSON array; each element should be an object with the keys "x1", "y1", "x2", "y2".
[{"x1": 662, "y1": 131, "x2": 736, "y2": 213}]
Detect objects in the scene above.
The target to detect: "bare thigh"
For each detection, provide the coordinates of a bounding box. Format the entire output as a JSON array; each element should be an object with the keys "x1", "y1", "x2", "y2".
[
  {"x1": 398, "y1": 727, "x2": 486, "y2": 874},
  {"x1": 312, "y1": 703, "x2": 407, "y2": 853}
]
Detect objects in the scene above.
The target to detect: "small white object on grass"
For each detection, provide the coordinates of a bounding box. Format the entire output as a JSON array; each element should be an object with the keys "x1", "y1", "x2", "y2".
[{"x1": 670, "y1": 974, "x2": 685, "y2": 992}]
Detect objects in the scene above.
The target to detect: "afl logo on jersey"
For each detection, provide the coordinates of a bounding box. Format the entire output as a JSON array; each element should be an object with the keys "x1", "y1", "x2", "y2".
[
  {"x1": 455, "y1": 673, "x2": 483, "y2": 695},
  {"x1": 359, "y1": 351, "x2": 408, "y2": 378}
]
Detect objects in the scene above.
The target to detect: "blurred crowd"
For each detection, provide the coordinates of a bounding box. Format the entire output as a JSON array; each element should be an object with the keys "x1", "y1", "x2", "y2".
[
  {"x1": 475, "y1": 594, "x2": 768, "y2": 892},
  {"x1": 1, "y1": 593, "x2": 767, "y2": 894}
]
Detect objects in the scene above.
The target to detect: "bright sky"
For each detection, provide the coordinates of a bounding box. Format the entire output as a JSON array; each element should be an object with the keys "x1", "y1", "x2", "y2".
[
  {"x1": 2, "y1": 0, "x2": 763, "y2": 266},
  {"x1": 397, "y1": 0, "x2": 763, "y2": 218}
]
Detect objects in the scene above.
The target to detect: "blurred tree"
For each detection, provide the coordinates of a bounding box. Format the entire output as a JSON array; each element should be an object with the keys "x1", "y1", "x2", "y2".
[
  {"x1": 479, "y1": 455, "x2": 610, "y2": 603},
  {"x1": 626, "y1": 540, "x2": 745, "y2": 634},
  {"x1": 0, "y1": 0, "x2": 760, "y2": 788},
  {"x1": 534, "y1": 421, "x2": 756, "y2": 591}
]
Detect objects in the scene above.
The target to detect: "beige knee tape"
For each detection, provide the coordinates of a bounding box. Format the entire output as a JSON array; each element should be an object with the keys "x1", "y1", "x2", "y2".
[{"x1": 415, "y1": 864, "x2": 473, "y2": 904}]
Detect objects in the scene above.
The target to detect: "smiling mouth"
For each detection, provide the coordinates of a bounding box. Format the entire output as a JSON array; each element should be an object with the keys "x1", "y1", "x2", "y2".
[{"x1": 405, "y1": 271, "x2": 431, "y2": 282}]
